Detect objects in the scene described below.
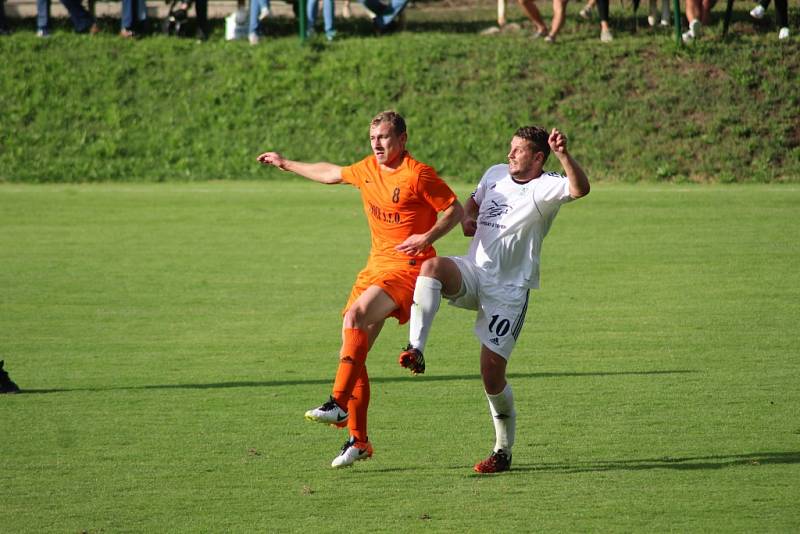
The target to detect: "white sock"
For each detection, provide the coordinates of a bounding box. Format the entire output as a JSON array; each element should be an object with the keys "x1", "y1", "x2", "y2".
[
  {"x1": 486, "y1": 384, "x2": 516, "y2": 455},
  {"x1": 408, "y1": 276, "x2": 442, "y2": 353}
]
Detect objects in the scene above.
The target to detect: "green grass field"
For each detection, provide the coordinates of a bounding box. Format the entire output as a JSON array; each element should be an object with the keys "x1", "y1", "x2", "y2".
[{"x1": 1, "y1": 181, "x2": 799, "y2": 532}]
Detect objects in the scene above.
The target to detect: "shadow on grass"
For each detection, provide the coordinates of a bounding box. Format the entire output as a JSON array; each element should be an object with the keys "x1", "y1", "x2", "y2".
[
  {"x1": 19, "y1": 369, "x2": 694, "y2": 394},
  {"x1": 507, "y1": 451, "x2": 800, "y2": 474}
]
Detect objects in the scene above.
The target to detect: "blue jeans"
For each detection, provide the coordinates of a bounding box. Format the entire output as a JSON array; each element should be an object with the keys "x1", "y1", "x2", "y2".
[
  {"x1": 121, "y1": 0, "x2": 147, "y2": 30},
  {"x1": 36, "y1": 0, "x2": 94, "y2": 31},
  {"x1": 248, "y1": 0, "x2": 270, "y2": 35},
  {"x1": 307, "y1": 0, "x2": 334, "y2": 38},
  {"x1": 361, "y1": 0, "x2": 408, "y2": 29}
]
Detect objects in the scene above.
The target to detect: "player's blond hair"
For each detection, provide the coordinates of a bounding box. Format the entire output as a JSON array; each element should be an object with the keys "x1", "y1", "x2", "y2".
[{"x1": 371, "y1": 111, "x2": 407, "y2": 136}]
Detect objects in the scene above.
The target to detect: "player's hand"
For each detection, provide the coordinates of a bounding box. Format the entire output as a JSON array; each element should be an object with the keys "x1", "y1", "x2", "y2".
[
  {"x1": 548, "y1": 129, "x2": 568, "y2": 156},
  {"x1": 256, "y1": 151, "x2": 288, "y2": 170},
  {"x1": 395, "y1": 234, "x2": 431, "y2": 256},
  {"x1": 461, "y1": 218, "x2": 477, "y2": 237}
]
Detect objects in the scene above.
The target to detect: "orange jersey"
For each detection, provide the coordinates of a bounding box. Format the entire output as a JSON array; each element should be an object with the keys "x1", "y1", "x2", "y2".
[{"x1": 341, "y1": 152, "x2": 457, "y2": 268}]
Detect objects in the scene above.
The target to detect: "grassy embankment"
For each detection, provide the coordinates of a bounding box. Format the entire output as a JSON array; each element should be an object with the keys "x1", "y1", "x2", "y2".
[{"x1": 1, "y1": 2, "x2": 798, "y2": 183}]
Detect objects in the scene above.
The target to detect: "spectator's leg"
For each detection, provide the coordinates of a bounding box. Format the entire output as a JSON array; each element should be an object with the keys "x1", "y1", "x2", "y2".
[
  {"x1": 700, "y1": 0, "x2": 715, "y2": 24},
  {"x1": 37, "y1": 0, "x2": 51, "y2": 32},
  {"x1": 195, "y1": 0, "x2": 208, "y2": 36},
  {"x1": 306, "y1": 0, "x2": 318, "y2": 33},
  {"x1": 773, "y1": 0, "x2": 786, "y2": 26},
  {"x1": 323, "y1": 0, "x2": 335, "y2": 38},
  {"x1": 121, "y1": 0, "x2": 134, "y2": 31},
  {"x1": 59, "y1": 0, "x2": 95, "y2": 31},
  {"x1": 137, "y1": 0, "x2": 148, "y2": 26},
  {"x1": 360, "y1": 0, "x2": 393, "y2": 28},
  {"x1": 548, "y1": 0, "x2": 568, "y2": 39},
  {"x1": 517, "y1": 0, "x2": 548, "y2": 34},
  {"x1": 497, "y1": 0, "x2": 506, "y2": 26}
]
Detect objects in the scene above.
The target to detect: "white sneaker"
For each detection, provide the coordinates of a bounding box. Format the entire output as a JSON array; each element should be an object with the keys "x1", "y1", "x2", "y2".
[
  {"x1": 258, "y1": 6, "x2": 270, "y2": 20},
  {"x1": 601, "y1": 28, "x2": 613, "y2": 42},
  {"x1": 660, "y1": 17, "x2": 670, "y2": 26},
  {"x1": 648, "y1": 14, "x2": 657, "y2": 26},
  {"x1": 248, "y1": 32, "x2": 260, "y2": 45},
  {"x1": 750, "y1": 4, "x2": 765, "y2": 19},
  {"x1": 305, "y1": 396, "x2": 348, "y2": 425},
  {"x1": 778, "y1": 27, "x2": 789, "y2": 39},
  {"x1": 331, "y1": 437, "x2": 373, "y2": 468},
  {"x1": 682, "y1": 19, "x2": 701, "y2": 42}
]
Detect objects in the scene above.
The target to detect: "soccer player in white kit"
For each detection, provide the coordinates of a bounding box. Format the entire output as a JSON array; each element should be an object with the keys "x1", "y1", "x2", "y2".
[{"x1": 398, "y1": 125, "x2": 590, "y2": 473}]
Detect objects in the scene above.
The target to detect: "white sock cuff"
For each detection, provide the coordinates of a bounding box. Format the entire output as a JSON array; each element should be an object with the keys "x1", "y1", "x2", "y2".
[
  {"x1": 486, "y1": 383, "x2": 515, "y2": 416},
  {"x1": 415, "y1": 275, "x2": 442, "y2": 291}
]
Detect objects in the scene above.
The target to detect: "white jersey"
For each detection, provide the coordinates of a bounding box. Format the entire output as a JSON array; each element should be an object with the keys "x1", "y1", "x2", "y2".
[{"x1": 466, "y1": 163, "x2": 573, "y2": 289}]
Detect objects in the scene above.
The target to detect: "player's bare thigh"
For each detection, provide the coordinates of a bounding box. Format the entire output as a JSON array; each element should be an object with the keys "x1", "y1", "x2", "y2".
[
  {"x1": 342, "y1": 285, "x2": 397, "y2": 331},
  {"x1": 420, "y1": 256, "x2": 463, "y2": 297}
]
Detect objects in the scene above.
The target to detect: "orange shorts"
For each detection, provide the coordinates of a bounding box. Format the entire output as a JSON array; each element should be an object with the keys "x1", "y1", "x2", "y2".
[{"x1": 343, "y1": 260, "x2": 425, "y2": 325}]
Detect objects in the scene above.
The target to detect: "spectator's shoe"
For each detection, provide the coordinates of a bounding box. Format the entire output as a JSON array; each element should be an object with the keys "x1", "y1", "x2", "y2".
[
  {"x1": 682, "y1": 19, "x2": 701, "y2": 42},
  {"x1": 600, "y1": 28, "x2": 613, "y2": 42},
  {"x1": 749, "y1": 4, "x2": 765, "y2": 19},
  {"x1": 248, "y1": 32, "x2": 260, "y2": 45},
  {"x1": 474, "y1": 449, "x2": 512, "y2": 474},
  {"x1": 778, "y1": 27, "x2": 789, "y2": 39},
  {"x1": 544, "y1": 34, "x2": 555, "y2": 43},
  {"x1": 0, "y1": 27, "x2": 11, "y2": 36},
  {"x1": 648, "y1": 14, "x2": 657, "y2": 26},
  {"x1": 579, "y1": 5, "x2": 594, "y2": 18},
  {"x1": 480, "y1": 25, "x2": 501, "y2": 35},
  {"x1": 0, "y1": 360, "x2": 20, "y2": 394},
  {"x1": 398, "y1": 345, "x2": 425, "y2": 375},
  {"x1": 531, "y1": 29, "x2": 546, "y2": 39},
  {"x1": 331, "y1": 437, "x2": 373, "y2": 468},
  {"x1": 89, "y1": 23, "x2": 100, "y2": 35},
  {"x1": 196, "y1": 26, "x2": 209, "y2": 41},
  {"x1": 305, "y1": 396, "x2": 348, "y2": 425},
  {"x1": 120, "y1": 28, "x2": 135, "y2": 38},
  {"x1": 36, "y1": 29, "x2": 50, "y2": 38},
  {"x1": 660, "y1": 17, "x2": 670, "y2": 26}
]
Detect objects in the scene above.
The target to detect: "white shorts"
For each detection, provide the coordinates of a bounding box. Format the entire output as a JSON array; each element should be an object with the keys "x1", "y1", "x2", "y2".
[{"x1": 445, "y1": 256, "x2": 530, "y2": 360}]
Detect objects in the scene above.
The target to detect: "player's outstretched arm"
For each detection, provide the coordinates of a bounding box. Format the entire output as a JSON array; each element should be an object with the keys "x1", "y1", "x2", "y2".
[
  {"x1": 548, "y1": 129, "x2": 590, "y2": 199},
  {"x1": 395, "y1": 199, "x2": 464, "y2": 255},
  {"x1": 257, "y1": 151, "x2": 343, "y2": 185}
]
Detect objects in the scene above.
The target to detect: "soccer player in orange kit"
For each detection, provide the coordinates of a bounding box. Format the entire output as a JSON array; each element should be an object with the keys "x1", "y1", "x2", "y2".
[{"x1": 257, "y1": 111, "x2": 463, "y2": 468}]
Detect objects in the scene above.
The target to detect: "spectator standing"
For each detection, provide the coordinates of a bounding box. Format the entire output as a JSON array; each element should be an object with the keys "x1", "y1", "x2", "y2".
[
  {"x1": 120, "y1": 0, "x2": 147, "y2": 37},
  {"x1": 36, "y1": 0, "x2": 99, "y2": 37},
  {"x1": 750, "y1": 0, "x2": 790, "y2": 39},
  {"x1": 307, "y1": 0, "x2": 335, "y2": 40},
  {"x1": 248, "y1": 0, "x2": 269, "y2": 44},
  {"x1": 547, "y1": 0, "x2": 612, "y2": 42}
]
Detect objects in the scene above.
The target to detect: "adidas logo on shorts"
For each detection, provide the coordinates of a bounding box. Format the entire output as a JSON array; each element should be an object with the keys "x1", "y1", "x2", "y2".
[{"x1": 490, "y1": 337, "x2": 500, "y2": 345}]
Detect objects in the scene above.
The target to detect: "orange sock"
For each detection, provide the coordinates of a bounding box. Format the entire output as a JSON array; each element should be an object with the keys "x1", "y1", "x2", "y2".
[
  {"x1": 332, "y1": 328, "x2": 369, "y2": 410},
  {"x1": 348, "y1": 367, "x2": 370, "y2": 443}
]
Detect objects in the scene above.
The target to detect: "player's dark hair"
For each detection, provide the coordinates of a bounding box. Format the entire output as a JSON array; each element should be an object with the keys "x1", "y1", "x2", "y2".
[
  {"x1": 371, "y1": 111, "x2": 407, "y2": 136},
  {"x1": 514, "y1": 126, "x2": 550, "y2": 162}
]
